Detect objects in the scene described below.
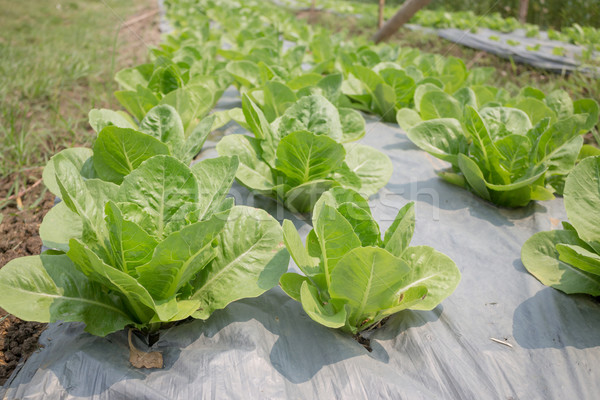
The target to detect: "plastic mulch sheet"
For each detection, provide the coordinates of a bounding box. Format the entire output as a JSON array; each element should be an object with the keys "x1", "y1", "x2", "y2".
[
  {"x1": 157, "y1": 0, "x2": 172, "y2": 34},
  {"x1": 2, "y1": 87, "x2": 600, "y2": 399},
  {"x1": 408, "y1": 25, "x2": 599, "y2": 74}
]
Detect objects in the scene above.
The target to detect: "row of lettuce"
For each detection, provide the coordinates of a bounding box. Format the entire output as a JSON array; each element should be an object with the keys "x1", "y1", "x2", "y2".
[
  {"x1": 284, "y1": 0, "x2": 600, "y2": 53},
  {"x1": 0, "y1": 98, "x2": 459, "y2": 339},
  {"x1": 165, "y1": 0, "x2": 600, "y2": 295},
  {"x1": 0, "y1": 0, "x2": 597, "y2": 351},
  {"x1": 0, "y1": 0, "x2": 462, "y2": 342},
  {"x1": 157, "y1": 0, "x2": 598, "y2": 209}
]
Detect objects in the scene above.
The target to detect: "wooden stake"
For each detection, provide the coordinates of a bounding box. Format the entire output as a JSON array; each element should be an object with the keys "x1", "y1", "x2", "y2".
[
  {"x1": 378, "y1": 0, "x2": 385, "y2": 29},
  {"x1": 372, "y1": 0, "x2": 431, "y2": 44},
  {"x1": 518, "y1": 0, "x2": 529, "y2": 24}
]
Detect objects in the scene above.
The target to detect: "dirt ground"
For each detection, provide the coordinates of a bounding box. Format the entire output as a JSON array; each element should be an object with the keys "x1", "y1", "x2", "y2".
[
  {"x1": 0, "y1": 4, "x2": 161, "y2": 386},
  {"x1": 0, "y1": 176, "x2": 53, "y2": 385}
]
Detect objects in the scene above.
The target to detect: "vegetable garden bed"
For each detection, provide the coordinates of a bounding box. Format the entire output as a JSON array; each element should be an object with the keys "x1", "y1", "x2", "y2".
[
  {"x1": 1, "y1": 0, "x2": 600, "y2": 398},
  {"x1": 3, "y1": 100, "x2": 600, "y2": 398}
]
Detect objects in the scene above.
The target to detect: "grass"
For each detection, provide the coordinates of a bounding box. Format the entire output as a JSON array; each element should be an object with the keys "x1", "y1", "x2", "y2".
[{"x1": 0, "y1": 0, "x2": 157, "y2": 208}]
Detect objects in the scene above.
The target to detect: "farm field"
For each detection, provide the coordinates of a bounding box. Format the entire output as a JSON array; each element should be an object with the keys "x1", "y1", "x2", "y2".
[{"x1": 1, "y1": 0, "x2": 599, "y2": 398}]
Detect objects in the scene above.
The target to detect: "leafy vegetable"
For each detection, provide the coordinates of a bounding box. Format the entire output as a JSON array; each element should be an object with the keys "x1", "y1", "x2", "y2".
[
  {"x1": 114, "y1": 28, "x2": 232, "y2": 134},
  {"x1": 521, "y1": 156, "x2": 600, "y2": 295},
  {"x1": 340, "y1": 53, "x2": 493, "y2": 122},
  {"x1": 224, "y1": 39, "x2": 307, "y2": 93},
  {"x1": 217, "y1": 94, "x2": 392, "y2": 212},
  {"x1": 279, "y1": 187, "x2": 460, "y2": 334},
  {"x1": 0, "y1": 151, "x2": 288, "y2": 337},
  {"x1": 89, "y1": 104, "x2": 217, "y2": 169},
  {"x1": 405, "y1": 91, "x2": 599, "y2": 207}
]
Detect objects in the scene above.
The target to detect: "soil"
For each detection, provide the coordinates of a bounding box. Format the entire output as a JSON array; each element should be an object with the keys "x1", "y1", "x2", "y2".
[
  {"x1": 354, "y1": 334, "x2": 374, "y2": 352},
  {"x1": 0, "y1": 174, "x2": 54, "y2": 386},
  {"x1": 353, "y1": 317, "x2": 391, "y2": 352},
  {"x1": 0, "y1": 4, "x2": 161, "y2": 386}
]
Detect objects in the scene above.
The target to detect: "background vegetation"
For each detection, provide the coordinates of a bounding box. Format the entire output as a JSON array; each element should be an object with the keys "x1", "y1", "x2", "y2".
[
  {"x1": 0, "y1": 0, "x2": 156, "y2": 208},
  {"x1": 355, "y1": 0, "x2": 600, "y2": 29}
]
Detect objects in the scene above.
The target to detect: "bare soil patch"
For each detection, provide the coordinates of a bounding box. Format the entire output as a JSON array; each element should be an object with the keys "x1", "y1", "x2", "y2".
[{"x1": 0, "y1": 175, "x2": 54, "y2": 385}]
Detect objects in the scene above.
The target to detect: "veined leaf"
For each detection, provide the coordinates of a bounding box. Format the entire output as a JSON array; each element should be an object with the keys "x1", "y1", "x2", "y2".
[
  {"x1": 282, "y1": 219, "x2": 320, "y2": 277},
  {"x1": 138, "y1": 104, "x2": 186, "y2": 159},
  {"x1": 329, "y1": 247, "x2": 410, "y2": 327},
  {"x1": 0, "y1": 254, "x2": 133, "y2": 336},
  {"x1": 89, "y1": 109, "x2": 137, "y2": 133},
  {"x1": 564, "y1": 156, "x2": 600, "y2": 249},
  {"x1": 216, "y1": 134, "x2": 275, "y2": 193},
  {"x1": 190, "y1": 156, "x2": 239, "y2": 220},
  {"x1": 546, "y1": 90, "x2": 574, "y2": 120},
  {"x1": 458, "y1": 154, "x2": 491, "y2": 201},
  {"x1": 300, "y1": 281, "x2": 347, "y2": 329},
  {"x1": 419, "y1": 91, "x2": 462, "y2": 121},
  {"x1": 191, "y1": 206, "x2": 288, "y2": 319},
  {"x1": 114, "y1": 85, "x2": 158, "y2": 122},
  {"x1": 278, "y1": 95, "x2": 343, "y2": 141},
  {"x1": 275, "y1": 130, "x2": 345, "y2": 185},
  {"x1": 407, "y1": 119, "x2": 467, "y2": 167},
  {"x1": 284, "y1": 179, "x2": 338, "y2": 214},
  {"x1": 479, "y1": 107, "x2": 532, "y2": 136},
  {"x1": 398, "y1": 246, "x2": 461, "y2": 310},
  {"x1": 67, "y1": 239, "x2": 156, "y2": 323},
  {"x1": 556, "y1": 244, "x2": 600, "y2": 276},
  {"x1": 43, "y1": 147, "x2": 93, "y2": 197},
  {"x1": 384, "y1": 202, "x2": 415, "y2": 257},
  {"x1": 118, "y1": 155, "x2": 198, "y2": 239},
  {"x1": 93, "y1": 127, "x2": 170, "y2": 184},
  {"x1": 183, "y1": 114, "x2": 216, "y2": 164},
  {"x1": 313, "y1": 204, "x2": 362, "y2": 284},
  {"x1": 522, "y1": 229, "x2": 600, "y2": 296},
  {"x1": 40, "y1": 201, "x2": 82, "y2": 252},
  {"x1": 105, "y1": 201, "x2": 158, "y2": 275},
  {"x1": 343, "y1": 144, "x2": 392, "y2": 196},
  {"x1": 337, "y1": 203, "x2": 381, "y2": 247},
  {"x1": 396, "y1": 108, "x2": 423, "y2": 131},
  {"x1": 464, "y1": 106, "x2": 497, "y2": 174},
  {"x1": 339, "y1": 108, "x2": 366, "y2": 143},
  {"x1": 280, "y1": 272, "x2": 310, "y2": 302},
  {"x1": 137, "y1": 213, "x2": 226, "y2": 300}
]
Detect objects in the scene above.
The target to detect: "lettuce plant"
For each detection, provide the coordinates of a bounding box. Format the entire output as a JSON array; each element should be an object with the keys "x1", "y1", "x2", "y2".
[
  {"x1": 279, "y1": 188, "x2": 461, "y2": 335},
  {"x1": 342, "y1": 63, "x2": 417, "y2": 122},
  {"x1": 114, "y1": 27, "x2": 231, "y2": 134},
  {"x1": 87, "y1": 104, "x2": 217, "y2": 174},
  {"x1": 245, "y1": 72, "x2": 358, "y2": 124},
  {"x1": 224, "y1": 38, "x2": 307, "y2": 93},
  {"x1": 396, "y1": 83, "x2": 510, "y2": 131},
  {"x1": 399, "y1": 86, "x2": 599, "y2": 137},
  {"x1": 41, "y1": 104, "x2": 218, "y2": 198},
  {"x1": 405, "y1": 95, "x2": 599, "y2": 207},
  {"x1": 217, "y1": 94, "x2": 392, "y2": 212},
  {"x1": 521, "y1": 156, "x2": 600, "y2": 295},
  {"x1": 0, "y1": 153, "x2": 288, "y2": 337},
  {"x1": 341, "y1": 52, "x2": 494, "y2": 122}
]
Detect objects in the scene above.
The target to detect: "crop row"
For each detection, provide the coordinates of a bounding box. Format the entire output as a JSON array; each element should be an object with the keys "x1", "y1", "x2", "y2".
[
  {"x1": 285, "y1": 0, "x2": 600, "y2": 53},
  {"x1": 0, "y1": 0, "x2": 598, "y2": 363}
]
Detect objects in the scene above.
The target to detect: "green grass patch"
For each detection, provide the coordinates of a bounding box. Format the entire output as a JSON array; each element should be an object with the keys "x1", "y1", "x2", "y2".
[{"x1": 0, "y1": 0, "x2": 154, "y2": 205}]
